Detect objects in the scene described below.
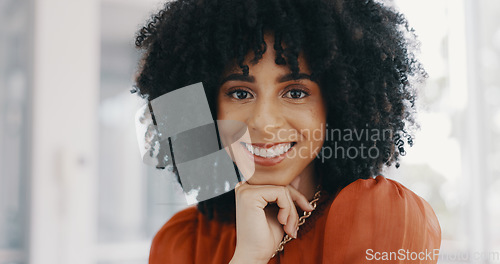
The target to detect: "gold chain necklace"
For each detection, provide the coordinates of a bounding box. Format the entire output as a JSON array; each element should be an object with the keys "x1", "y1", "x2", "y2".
[{"x1": 271, "y1": 188, "x2": 322, "y2": 258}]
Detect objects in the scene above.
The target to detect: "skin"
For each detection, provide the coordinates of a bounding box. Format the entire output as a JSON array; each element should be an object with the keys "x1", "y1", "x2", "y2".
[{"x1": 217, "y1": 34, "x2": 327, "y2": 263}]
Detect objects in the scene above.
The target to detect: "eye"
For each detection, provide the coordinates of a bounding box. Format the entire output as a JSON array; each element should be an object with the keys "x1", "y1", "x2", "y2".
[
  {"x1": 227, "y1": 89, "x2": 253, "y2": 100},
  {"x1": 284, "y1": 89, "x2": 309, "y2": 99}
]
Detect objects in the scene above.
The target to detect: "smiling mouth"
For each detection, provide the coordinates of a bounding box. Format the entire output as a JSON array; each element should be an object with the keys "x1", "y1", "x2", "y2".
[{"x1": 240, "y1": 142, "x2": 297, "y2": 158}]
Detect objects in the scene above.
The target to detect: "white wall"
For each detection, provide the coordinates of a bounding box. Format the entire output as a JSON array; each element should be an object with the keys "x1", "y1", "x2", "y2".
[{"x1": 31, "y1": 0, "x2": 100, "y2": 263}]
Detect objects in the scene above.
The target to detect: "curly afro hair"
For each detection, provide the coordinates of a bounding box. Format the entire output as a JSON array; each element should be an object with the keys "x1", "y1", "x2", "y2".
[{"x1": 134, "y1": 0, "x2": 424, "y2": 221}]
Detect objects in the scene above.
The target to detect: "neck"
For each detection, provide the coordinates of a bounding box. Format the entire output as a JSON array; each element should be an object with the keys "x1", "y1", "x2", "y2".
[{"x1": 290, "y1": 162, "x2": 318, "y2": 201}]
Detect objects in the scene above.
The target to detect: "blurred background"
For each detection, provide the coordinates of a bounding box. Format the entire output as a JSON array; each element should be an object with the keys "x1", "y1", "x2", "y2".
[{"x1": 0, "y1": 0, "x2": 499, "y2": 263}]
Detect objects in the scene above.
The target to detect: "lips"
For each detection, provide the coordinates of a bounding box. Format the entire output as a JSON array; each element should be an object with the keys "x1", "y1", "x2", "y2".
[{"x1": 240, "y1": 142, "x2": 297, "y2": 158}]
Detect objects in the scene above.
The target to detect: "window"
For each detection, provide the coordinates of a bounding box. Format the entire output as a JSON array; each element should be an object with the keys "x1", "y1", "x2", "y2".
[
  {"x1": 390, "y1": 0, "x2": 500, "y2": 262},
  {"x1": 96, "y1": 1, "x2": 187, "y2": 263},
  {"x1": 0, "y1": 0, "x2": 32, "y2": 263}
]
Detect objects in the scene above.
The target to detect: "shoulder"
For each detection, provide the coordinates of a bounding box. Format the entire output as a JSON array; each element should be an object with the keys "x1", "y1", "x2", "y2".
[
  {"x1": 149, "y1": 206, "x2": 237, "y2": 264},
  {"x1": 331, "y1": 175, "x2": 440, "y2": 231},
  {"x1": 149, "y1": 206, "x2": 199, "y2": 264},
  {"x1": 323, "y1": 175, "x2": 441, "y2": 263}
]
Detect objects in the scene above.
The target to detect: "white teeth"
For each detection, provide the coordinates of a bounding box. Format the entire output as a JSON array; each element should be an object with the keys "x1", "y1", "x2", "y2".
[
  {"x1": 261, "y1": 149, "x2": 268, "y2": 157},
  {"x1": 244, "y1": 143, "x2": 294, "y2": 158},
  {"x1": 267, "y1": 148, "x2": 276, "y2": 157},
  {"x1": 254, "y1": 148, "x2": 260, "y2": 156},
  {"x1": 246, "y1": 144, "x2": 252, "y2": 153}
]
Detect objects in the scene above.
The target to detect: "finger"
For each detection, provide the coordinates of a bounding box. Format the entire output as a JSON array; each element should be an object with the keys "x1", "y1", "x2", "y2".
[
  {"x1": 258, "y1": 186, "x2": 298, "y2": 238},
  {"x1": 283, "y1": 188, "x2": 299, "y2": 238},
  {"x1": 259, "y1": 186, "x2": 291, "y2": 226},
  {"x1": 236, "y1": 185, "x2": 298, "y2": 238},
  {"x1": 234, "y1": 181, "x2": 246, "y2": 190},
  {"x1": 287, "y1": 185, "x2": 315, "y2": 212}
]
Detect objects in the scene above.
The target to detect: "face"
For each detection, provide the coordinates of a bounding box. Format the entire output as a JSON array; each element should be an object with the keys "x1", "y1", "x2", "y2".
[{"x1": 217, "y1": 34, "x2": 326, "y2": 186}]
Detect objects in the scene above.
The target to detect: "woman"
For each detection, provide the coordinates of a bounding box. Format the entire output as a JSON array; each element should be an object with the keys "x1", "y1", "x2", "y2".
[{"x1": 134, "y1": 0, "x2": 441, "y2": 263}]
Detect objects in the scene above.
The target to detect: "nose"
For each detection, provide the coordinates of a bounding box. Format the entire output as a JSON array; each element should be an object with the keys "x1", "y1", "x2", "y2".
[{"x1": 246, "y1": 96, "x2": 286, "y2": 139}]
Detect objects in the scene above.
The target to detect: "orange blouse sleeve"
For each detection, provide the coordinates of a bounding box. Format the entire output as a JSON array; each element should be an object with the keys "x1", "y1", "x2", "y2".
[
  {"x1": 149, "y1": 206, "x2": 237, "y2": 264},
  {"x1": 149, "y1": 207, "x2": 199, "y2": 264},
  {"x1": 323, "y1": 176, "x2": 441, "y2": 264}
]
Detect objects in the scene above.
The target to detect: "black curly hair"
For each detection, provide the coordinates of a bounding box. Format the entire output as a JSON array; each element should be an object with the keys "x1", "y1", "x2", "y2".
[{"x1": 134, "y1": 0, "x2": 424, "y2": 221}]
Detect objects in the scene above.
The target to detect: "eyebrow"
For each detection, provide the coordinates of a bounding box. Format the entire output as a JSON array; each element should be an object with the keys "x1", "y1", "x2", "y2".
[
  {"x1": 220, "y1": 72, "x2": 312, "y2": 85},
  {"x1": 279, "y1": 73, "x2": 312, "y2": 83},
  {"x1": 220, "y1": 74, "x2": 255, "y2": 84}
]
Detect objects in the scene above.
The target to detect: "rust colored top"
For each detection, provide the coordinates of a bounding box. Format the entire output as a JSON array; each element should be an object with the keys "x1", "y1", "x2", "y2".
[{"x1": 149, "y1": 176, "x2": 441, "y2": 264}]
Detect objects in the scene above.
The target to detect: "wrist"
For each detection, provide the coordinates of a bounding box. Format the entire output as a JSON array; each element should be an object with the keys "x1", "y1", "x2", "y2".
[
  {"x1": 229, "y1": 250, "x2": 269, "y2": 264},
  {"x1": 229, "y1": 257, "x2": 268, "y2": 264}
]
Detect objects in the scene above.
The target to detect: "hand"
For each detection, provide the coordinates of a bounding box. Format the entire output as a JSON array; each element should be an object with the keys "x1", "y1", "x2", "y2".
[{"x1": 229, "y1": 183, "x2": 314, "y2": 264}]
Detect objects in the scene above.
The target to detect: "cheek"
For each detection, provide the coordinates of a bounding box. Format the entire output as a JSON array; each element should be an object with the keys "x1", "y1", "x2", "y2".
[
  {"x1": 309, "y1": 102, "x2": 327, "y2": 124},
  {"x1": 217, "y1": 98, "x2": 251, "y2": 122},
  {"x1": 314, "y1": 103, "x2": 327, "y2": 132},
  {"x1": 216, "y1": 99, "x2": 230, "y2": 120},
  {"x1": 217, "y1": 104, "x2": 240, "y2": 121},
  {"x1": 301, "y1": 106, "x2": 327, "y2": 144}
]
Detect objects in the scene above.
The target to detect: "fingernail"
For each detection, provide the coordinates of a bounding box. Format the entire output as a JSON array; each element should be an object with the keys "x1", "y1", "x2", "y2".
[
  {"x1": 308, "y1": 203, "x2": 314, "y2": 210},
  {"x1": 293, "y1": 228, "x2": 298, "y2": 238}
]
